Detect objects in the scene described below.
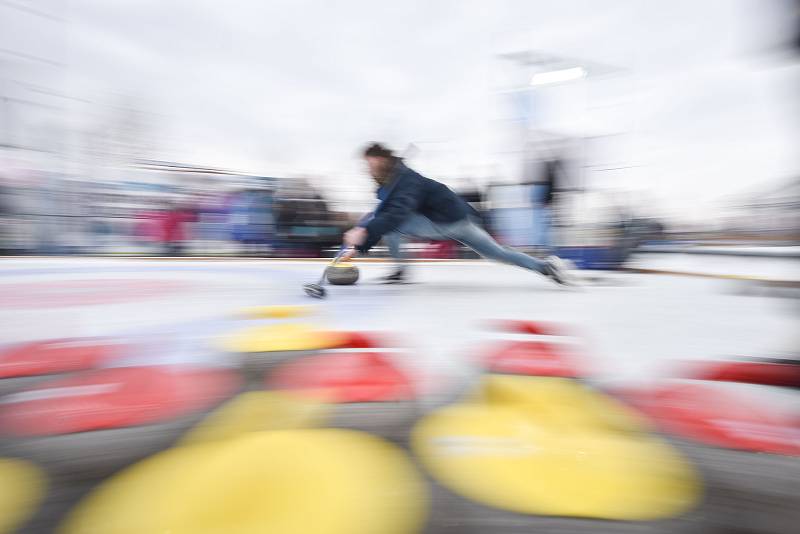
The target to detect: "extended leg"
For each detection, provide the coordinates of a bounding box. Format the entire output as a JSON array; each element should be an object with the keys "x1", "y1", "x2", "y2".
[
  {"x1": 383, "y1": 214, "x2": 450, "y2": 262},
  {"x1": 440, "y1": 218, "x2": 547, "y2": 273}
]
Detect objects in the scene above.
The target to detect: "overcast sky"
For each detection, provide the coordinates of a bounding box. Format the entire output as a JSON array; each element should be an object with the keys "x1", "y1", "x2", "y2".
[{"x1": 1, "y1": 0, "x2": 798, "y2": 219}]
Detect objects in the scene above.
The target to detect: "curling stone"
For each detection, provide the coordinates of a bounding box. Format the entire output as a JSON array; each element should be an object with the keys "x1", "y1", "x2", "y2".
[
  {"x1": 0, "y1": 365, "x2": 240, "y2": 477},
  {"x1": 483, "y1": 320, "x2": 587, "y2": 378},
  {"x1": 325, "y1": 263, "x2": 359, "y2": 285},
  {"x1": 411, "y1": 374, "x2": 700, "y2": 533},
  {"x1": 677, "y1": 356, "x2": 800, "y2": 388},
  {"x1": 235, "y1": 304, "x2": 315, "y2": 320},
  {"x1": 179, "y1": 390, "x2": 331, "y2": 446},
  {"x1": 0, "y1": 457, "x2": 46, "y2": 534},
  {"x1": 0, "y1": 338, "x2": 123, "y2": 397},
  {"x1": 615, "y1": 380, "x2": 800, "y2": 534},
  {"x1": 267, "y1": 336, "x2": 419, "y2": 443},
  {"x1": 219, "y1": 323, "x2": 348, "y2": 383},
  {"x1": 60, "y1": 429, "x2": 427, "y2": 534}
]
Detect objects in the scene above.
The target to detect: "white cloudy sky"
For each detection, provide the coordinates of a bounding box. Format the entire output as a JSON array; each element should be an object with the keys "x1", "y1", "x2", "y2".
[{"x1": 1, "y1": 0, "x2": 798, "y2": 218}]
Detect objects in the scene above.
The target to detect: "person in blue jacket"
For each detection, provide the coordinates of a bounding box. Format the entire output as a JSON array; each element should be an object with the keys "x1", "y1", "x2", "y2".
[{"x1": 341, "y1": 143, "x2": 572, "y2": 285}]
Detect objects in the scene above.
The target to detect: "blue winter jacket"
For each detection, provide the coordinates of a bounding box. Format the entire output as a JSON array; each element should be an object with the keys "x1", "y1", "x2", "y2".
[{"x1": 357, "y1": 161, "x2": 472, "y2": 252}]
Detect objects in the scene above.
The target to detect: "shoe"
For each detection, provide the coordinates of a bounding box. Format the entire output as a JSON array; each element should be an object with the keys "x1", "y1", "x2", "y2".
[
  {"x1": 379, "y1": 267, "x2": 408, "y2": 284},
  {"x1": 543, "y1": 256, "x2": 574, "y2": 286}
]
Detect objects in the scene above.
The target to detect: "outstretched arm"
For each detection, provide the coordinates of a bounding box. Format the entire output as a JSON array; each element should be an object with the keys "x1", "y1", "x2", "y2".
[{"x1": 358, "y1": 183, "x2": 420, "y2": 252}]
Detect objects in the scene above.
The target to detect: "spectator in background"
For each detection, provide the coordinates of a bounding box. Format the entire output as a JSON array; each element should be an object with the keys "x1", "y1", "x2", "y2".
[
  {"x1": 452, "y1": 181, "x2": 486, "y2": 258},
  {"x1": 160, "y1": 201, "x2": 194, "y2": 256},
  {"x1": 458, "y1": 181, "x2": 486, "y2": 226},
  {"x1": 531, "y1": 158, "x2": 561, "y2": 255},
  {"x1": 0, "y1": 179, "x2": 9, "y2": 255},
  {"x1": 273, "y1": 181, "x2": 339, "y2": 257}
]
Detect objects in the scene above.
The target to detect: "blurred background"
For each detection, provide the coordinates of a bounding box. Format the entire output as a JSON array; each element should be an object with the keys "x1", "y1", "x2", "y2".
[
  {"x1": 1, "y1": 2, "x2": 799, "y2": 534},
  {"x1": 1, "y1": 0, "x2": 797, "y2": 260}
]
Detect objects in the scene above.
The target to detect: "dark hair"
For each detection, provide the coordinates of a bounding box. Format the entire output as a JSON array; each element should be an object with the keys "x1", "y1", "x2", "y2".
[{"x1": 363, "y1": 143, "x2": 394, "y2": 158}]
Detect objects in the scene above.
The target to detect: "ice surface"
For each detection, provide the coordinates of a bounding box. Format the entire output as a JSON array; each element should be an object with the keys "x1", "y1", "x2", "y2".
[{"x1": 1, "y1": 258, "x2": 795, "y2": 395}]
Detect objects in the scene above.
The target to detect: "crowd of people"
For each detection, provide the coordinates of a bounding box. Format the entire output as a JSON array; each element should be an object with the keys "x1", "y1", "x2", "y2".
[
  {"x1": 0, "y1": 158, "x2": 659, "y2": 264},
  {"x1": 0, "y1": 174, "x2": 349, "y2": 257}
]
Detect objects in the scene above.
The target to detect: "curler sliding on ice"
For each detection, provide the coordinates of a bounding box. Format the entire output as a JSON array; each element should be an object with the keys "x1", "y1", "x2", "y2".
[{"x1": 339, "y1": 143, "x2": 575, "y2": 287}]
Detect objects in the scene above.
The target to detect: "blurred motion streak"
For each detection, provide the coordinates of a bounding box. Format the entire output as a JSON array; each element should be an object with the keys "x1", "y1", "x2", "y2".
[{"x1": 0, "y1": 1, "x2": 798, "y2": 534}]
